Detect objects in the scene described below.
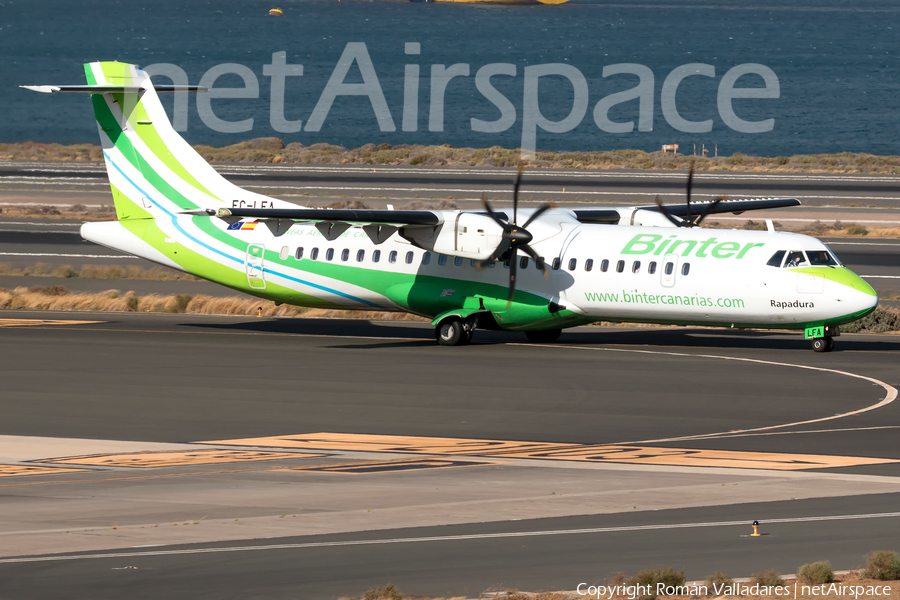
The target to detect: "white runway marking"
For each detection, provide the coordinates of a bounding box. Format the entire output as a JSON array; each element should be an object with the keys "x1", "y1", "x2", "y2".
[
  {"x1": 522, "y1": 344, "x2": 898, "y2": 446},
  {"x1": 2, "y1": 511, "x2": 898, "y2": 565}
]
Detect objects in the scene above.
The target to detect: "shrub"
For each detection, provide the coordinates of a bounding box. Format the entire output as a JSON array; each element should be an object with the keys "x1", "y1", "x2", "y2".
[
  {"x1": 629, "y1": 567, "x2": 685, "y2": 599},
  {"x1": 704, "y1": 570, "x2": 733, "y2": 590},
  {"x1": 865, "y1": 551, "x2": 900, "y2": 580},
  {"x1": 362, "y1": 584, "x2": 403, "y2": 600},
  {"x1": 797, "y1": 561, "x2": 834, "y2": 584},
  {"x1": 751, "y1": 569, "x2": 785, "y2": 587},
  {"x1": 174, "y1": 294, "x2": 192, "y2": 313},
  {"x1": 847, "y1": 225, "x2": 869, "y2": 236},
  {"x1": 840, "y1": 307, "x2": 900, "y2": 333}
]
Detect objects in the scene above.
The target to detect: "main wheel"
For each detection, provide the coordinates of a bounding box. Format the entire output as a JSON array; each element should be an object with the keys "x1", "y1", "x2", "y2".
[
  {"x1": 812, "y1": 337, "x2": 828, "y2": 352},
  {"x1": 436, "y1": 318, "x2": 467, "y2": 346},
  {"x1": 825, "y1": 336, "x2": 835, "y2": 352},
  {"x1": 525, "y1": 328, "x2": 562, "y2": 343}
]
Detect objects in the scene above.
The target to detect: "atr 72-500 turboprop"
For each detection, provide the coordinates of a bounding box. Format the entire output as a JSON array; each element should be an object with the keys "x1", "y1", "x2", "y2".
[{"x1": 23, "y1": 62, "x2": 877, "y2": 351}]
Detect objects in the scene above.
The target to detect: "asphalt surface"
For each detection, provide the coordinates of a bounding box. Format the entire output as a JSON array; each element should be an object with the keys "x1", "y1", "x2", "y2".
[
  {"x1": 4, "y1": 161, "x2": 900, "y2": 208},
  {"x1": 1, "y1": 312, "x2": 898, "y2": 455},
  {"x1": 4, "y1": 496, "x2": 900, "y2": 600},
  {"x1": 0, "y1": 312, "x2": 899, "y2": 598}
]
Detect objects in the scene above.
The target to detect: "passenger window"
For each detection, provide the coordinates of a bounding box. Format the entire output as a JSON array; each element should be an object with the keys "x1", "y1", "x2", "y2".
[
  {"x1": 341, "y1": 249, "x2": 349, "y2": 262},
  {"x1": 807, "y1": 250, "x2": 838, "y2": 266},
  {"x1": 600, "y1": 259, "x2": 609, "y2": 273},
  {"x1": 648, "y1": 261, "x2": 656, "y2": 275},
  {"x1": 784, "y1": 251, "x2": 808, "y2": 268},
  {"x1": 422, "y1": 252, "x2": 431, "y2": 265},
  {"x1": 372, "y1": 250, "x2": 381, "y2": 263},
  {"x1": 682, "y1": 263, "x2": 690, "y2": 276},
  {"x1": 389, "y1": 250, "x2": 398, "y2": 263},
  {"x1": 665, "y1": 262, "x2": 674, "y2": 275},
  {"x1": 616, "y1": 260, "x2": 625, "y2": 273},
  {"x1": 280, "y1": 246, "x2": 289, "y2": 261},
  {"x1": 767, "y1": 250, "x2": 786, "y2": 268},
  {"x1": 488, "y1": 262, "x2": 495, "y2": 268},
  {"x1": 520, "y1": 257, "x2": 529, "y2": 269},
  {"x1": 568, "y1": 258, "x2": 577, "y2": 271},
  {"x1": 536, "y1": 257, "x2": 545, "y2": 270},
  {"x1": 438, "y1": 254, "x2": 448, "y2": 266},
  {"x1": 325, "y1": 248, "x2": 334, "y2": 261},
  {"x1": 405, "y1": 251, "x2": 414, "y2": 264},
  {"x1": 454, "y1": 256, "x2": 463, "y2": 267},
  {"x1": 503, "y1": 260, "x2": 510, "y2": 269},
  {"x1": 295, "y1": 247, "x2": 304, "y2": 260},
  {"x1": 357, "y1": 249, "x2": 365, "y2": 262},
  {"x1": 632, "y1": 261, "x2": 641, "y2": 274},
  {"x1": 311, "y1": 248, "x2": 319, "y2": 260},
  {"x1": 471, "y1": 259, "x2": 478, "y2": 267},
  {"x1": 585, "y1": 259, "x2": 593, "y2": 272},
  {"x1": 552, "y1": 258, "x2": 561, "y2": 270}
]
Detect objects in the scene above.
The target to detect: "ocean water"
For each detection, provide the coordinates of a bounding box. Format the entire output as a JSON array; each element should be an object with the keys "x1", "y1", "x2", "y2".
[{"x1": 1, "y1": 0, "x2": 898, "y2": 156}]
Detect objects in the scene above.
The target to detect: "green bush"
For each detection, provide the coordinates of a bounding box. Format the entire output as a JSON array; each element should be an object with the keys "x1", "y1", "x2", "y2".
[
  {"x1": 797, "y1": 561, "x2": 834, "y2": 584},
  {"x1": 751, "y1": 569, "x2": 785, "y2": 587},
  {"x1": 846, "y1": 225, "x2": 869, "y2": 236},
  {"x1": 865, "y1": 550, "x2": 900, "y2": 580},
  {"x1": 840, "y1": 307, "x2": 900, "y2": 334},
  {"x1": 174, "y1": 294, "x2": 193, "y2": 313}
]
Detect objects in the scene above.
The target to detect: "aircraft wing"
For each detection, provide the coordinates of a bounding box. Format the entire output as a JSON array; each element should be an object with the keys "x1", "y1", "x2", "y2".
[
  {"x1": 572, "y1": 197, "x2": 800, "y2": 225},
  {"x1": 202, "y1": 206, "x2": 442, "y2": 226}
]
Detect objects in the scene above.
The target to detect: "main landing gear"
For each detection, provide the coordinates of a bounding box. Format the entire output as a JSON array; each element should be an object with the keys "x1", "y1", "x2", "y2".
[
  {"x1": 812, "y1": 336, "x2": 835, "y2": 353},
  {"x1": 435, "y1": 317, "x2": 475, "y2": 346}
]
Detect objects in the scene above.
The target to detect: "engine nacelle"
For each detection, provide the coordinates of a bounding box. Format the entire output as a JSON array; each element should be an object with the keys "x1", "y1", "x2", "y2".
[{"x1": 401, "y1": 212, "x2": 506, "y2": 261}]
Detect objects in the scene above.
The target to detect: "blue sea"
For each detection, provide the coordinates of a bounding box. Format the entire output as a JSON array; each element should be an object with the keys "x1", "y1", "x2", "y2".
[{"x1": 1, "y1": 0, "x2": 898, "y2": 156}]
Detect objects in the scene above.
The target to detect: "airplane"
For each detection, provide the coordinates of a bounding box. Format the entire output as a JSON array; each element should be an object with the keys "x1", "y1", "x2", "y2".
[{"x1": 23, "y1": 61, "x2": 878, "y2": 352}]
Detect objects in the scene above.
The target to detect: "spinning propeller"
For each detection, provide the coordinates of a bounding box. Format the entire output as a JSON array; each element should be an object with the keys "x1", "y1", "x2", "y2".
[
  {"x1": 655, "y1": 161, "x2": 725, "y2": 227},
  {"x1": 480, "y1": 164, "x2": 554, "y2": 303}
]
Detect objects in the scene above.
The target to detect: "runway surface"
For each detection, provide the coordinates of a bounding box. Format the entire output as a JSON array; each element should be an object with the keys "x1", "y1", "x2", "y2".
[
  {"x1": 4, "y1": 161, "x2": 900, "y2": 209},
  {"x1": 1, "y1": 312, "x2": 899, "y2": 598}
]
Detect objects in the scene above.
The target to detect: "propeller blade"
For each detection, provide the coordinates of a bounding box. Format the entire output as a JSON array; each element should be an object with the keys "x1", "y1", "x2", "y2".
[
  {"x1": 507, "y1": 250, "x2": 518, "y2": 304},
  {"x1": 482, "y1": 237, "x2": 512, "y2": 266},
  {"x1": 685, "y1": 161, "x2": 695, "y2": 223},
  {"x1": 655, "y1": 194, "x2": 684, "y2": 227},
  {"x1": 481, "y1": 193, "x2": 506, "y2": 228},
  {"x1": 520, "y1": 244, "x2": 549, "y2": 280},
  {"x1": 512, "y1": 163, "x2": 524, "y2": 225},
  {"x1": 695, "y1": 195, "x2": 725, "y2": 226},
  {"x1": 522, "y1": 202, "x2": 555, "y2": 229}
]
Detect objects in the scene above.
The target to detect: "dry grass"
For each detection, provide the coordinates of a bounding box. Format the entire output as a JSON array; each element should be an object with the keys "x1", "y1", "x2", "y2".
[
  {"x1": 5, "y1": 139, "x2": 900, "y2": 174},
  {"x1": 0, "y1": 262, "x2": 199, "y2": 281},
  {"x1": 0, "y1": 204, "x2": 117, "y2": 221},
  {"x1": 0, "y1": 286, "x2": 425, "y2": 320}
]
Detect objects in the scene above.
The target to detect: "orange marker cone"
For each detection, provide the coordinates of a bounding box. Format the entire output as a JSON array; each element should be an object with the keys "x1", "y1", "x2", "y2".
[
  {"x1": 751, "y1": 520, "x2": 760, "y2": 536},
  {"x1": 257, "y1": 307, "x2": 263, "y2": 317}
]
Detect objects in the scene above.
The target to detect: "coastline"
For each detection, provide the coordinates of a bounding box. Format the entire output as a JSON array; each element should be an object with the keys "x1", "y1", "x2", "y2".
[{"x1": 3, "y1": 139, "x2": 900, "y2": 175}]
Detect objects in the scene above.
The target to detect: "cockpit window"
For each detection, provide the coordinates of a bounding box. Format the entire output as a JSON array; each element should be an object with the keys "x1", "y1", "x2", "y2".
[
  {"x1": 766, "y1": 250, "x2": 786, "y2": 268},
  {"x1": 784, "y1": 251, "x2": 808, "y2": 268},
  {"x1": 807, "y1": 250, "x2": 839, "y2": 266}
]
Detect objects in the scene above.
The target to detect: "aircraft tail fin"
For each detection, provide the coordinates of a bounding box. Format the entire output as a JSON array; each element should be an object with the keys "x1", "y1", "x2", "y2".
[{"x1": 24, "y1": 61, "x2": 288, "y2": 221}]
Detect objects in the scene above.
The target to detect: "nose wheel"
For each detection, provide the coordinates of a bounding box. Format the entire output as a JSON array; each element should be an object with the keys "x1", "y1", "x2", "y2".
[{"x1": 812, "y1": 336, "x2": 835, "y2": 352}]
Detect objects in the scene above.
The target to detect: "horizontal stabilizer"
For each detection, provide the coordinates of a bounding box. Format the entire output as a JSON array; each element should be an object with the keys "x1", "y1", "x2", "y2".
[{"x1": 20, "y1": 84, "x2": 207, "y2": 94}]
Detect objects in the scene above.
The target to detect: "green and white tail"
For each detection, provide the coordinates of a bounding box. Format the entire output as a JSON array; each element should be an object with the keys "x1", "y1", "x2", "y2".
[{"x1": 80, "y1": 60, "x2": 290, "y2": 221}]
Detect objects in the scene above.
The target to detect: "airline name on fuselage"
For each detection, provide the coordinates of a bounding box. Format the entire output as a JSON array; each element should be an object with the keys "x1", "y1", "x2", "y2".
[{"x1": 622, "y1": 234, "x2": 765, "y2": 259}]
